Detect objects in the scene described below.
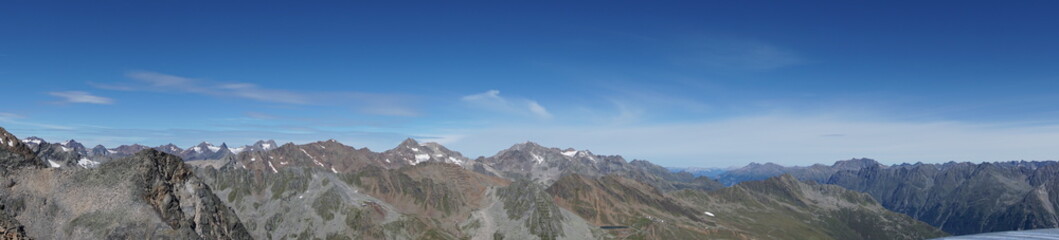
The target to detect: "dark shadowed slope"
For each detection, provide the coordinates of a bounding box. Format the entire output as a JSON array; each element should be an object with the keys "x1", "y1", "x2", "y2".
[{"x1": 829, "y1": 161, "x2": 1059, "y2": 235}]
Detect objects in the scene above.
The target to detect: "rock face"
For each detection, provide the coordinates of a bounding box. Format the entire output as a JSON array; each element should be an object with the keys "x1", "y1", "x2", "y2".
[
  {"x1": 0, "y1": 127, "x2": 251, "y2": 240},
  {"x1": 0, "y1": 208, "x2": 30, "y2": 240},
  {"x1": 0, "y1": 127, "x2": 41, "y2": 171},
  {"x1": 828, "y1": 161, "x2": 1059, "y2": 235},
  {"x1": 130, "y1": 149, "x2": 251, "y2": 239}
]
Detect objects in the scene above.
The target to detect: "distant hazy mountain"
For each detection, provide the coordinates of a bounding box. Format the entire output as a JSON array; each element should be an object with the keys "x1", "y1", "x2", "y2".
[
  {"x1": 666, "y1": 166, "x2": 731, "y2": 178},
  {"x1": 716, "y1": 158, "x2": 884, "y2": 186}
]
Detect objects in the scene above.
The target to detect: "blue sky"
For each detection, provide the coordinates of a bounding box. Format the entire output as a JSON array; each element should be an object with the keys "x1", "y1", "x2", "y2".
[{"x1": 2, "y1": 1, "x2": 1059, "y2": 167}]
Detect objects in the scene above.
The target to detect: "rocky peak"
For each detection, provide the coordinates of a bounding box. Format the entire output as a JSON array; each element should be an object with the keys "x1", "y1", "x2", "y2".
[
  {"x1": 396, "y1": 138, "x2": 421, "y2": 149},
  {"x1": 0, "y1": 127, "x2": 40, "y2": 170},
  {"x1": 252, "y1": 140, "x2": 277, "y2": 150},
  {"x1": 194, "y1": 142, "x2": 215, "y2": 151},
  {"x1": 507, "y1": 141, "x2": 547, "y2": 152},
  {"x1": 60, "y1": 139, "x2": 85, "y2": 149},
  {"x1": 832, "y1": 158, "x2": 882, "y2": 170},
  {"x1": 91, "y1": 144, "x2": 109, "y2": 155},
  {"x1": 113, "y1": 149, "x2": 252, "y2": 239},
  {"x1": 19, "y1": 136, "x2": 45, "y2": 147},
  {"x1": 155, "y1": 143, "x2": 183, "y2": 154},
  {"x1": 380, "y1": 138, "x2": 468, "y2": 166}
]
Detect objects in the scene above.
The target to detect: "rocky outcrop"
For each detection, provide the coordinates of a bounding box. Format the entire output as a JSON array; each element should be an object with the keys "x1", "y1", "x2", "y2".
[
  {"x1": 129, "y1": 149, "x2": 251, "y2": 239},
  {"x1": 0, "y1": 126, "x2": 252, "y2": 240},
  {"x1": 0, "y1": 127, "x2": 41, "y2": 172},
  {"x1": 0, "y1": 205, "x2": 30, "y2": 240}
]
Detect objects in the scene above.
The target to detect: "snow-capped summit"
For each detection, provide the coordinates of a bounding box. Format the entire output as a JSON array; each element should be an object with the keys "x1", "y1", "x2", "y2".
[
  {"x1": 381, "y1": 138, "x2": 469, "y2": 166},
  {"x1": 179, "y1": 142, "x2": 233, "y2": 161},
  {"x1": 478, "y1": 141, "x2": 629, "y2": 184},
  {"x1": 252, "y1": 140, "x2": 278, "y2": 151},
  {"x1": 155, "y1": 143, "x2": 184, "y2": 154},
  {"x1": 20, "y1": 137, "x2": 46, "y2": 147}
]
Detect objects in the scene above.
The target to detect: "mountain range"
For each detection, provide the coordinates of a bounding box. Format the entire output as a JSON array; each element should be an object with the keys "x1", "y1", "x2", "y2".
[
  {"x1": 3, "y1": 125, "x2": 1055, "y2": 239},
  {"x1": 691, "y1": 158, "x2": 1059, "y2": 235}
]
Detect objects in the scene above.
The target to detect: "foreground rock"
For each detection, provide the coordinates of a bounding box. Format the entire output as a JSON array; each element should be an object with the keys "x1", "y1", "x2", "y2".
[{"x1": 0, "y1": 126, "x2": 250, "y2": 240}]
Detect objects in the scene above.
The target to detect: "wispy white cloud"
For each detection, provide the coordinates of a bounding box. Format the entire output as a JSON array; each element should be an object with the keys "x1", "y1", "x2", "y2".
[
  {"x1": 244, "y1": 112, "x2": 278, "y2": 120},
  {"x1": 92, "y1": 71, "x2": 418, "y2": 116},
  {"x1": 462, "y1": 90, "x2": 552, "y2": 119},
  {"x1": 0, "y1": 113, "x2": 73, "y2": 130},
  {"x1": 96, "y1": 71, "x2": 309, "y2": 104},
  {"x1": 48, "y1": 91, "x2": 114, "y2": 104},
  {"x1": 678, "y1": 36, "x2": 805, "y2": 71},
  {"x1": 526, "y1": 101, "x2": 552, "y2": 119},
  {"x1": 0, "y1": 112, "x2": 23, "y2": 119}
]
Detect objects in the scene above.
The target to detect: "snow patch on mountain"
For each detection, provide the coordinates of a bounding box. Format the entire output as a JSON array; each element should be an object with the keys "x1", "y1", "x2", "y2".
[
  {"x1": 268, "y1": 160, "x2": 278, "y2": 173},
  {"x1": 562, "y1": 150, "x2": 578, "y2": 157},
  {"x1": 532, "y1": 153, "x2": 545, "y2": 164},
  {"x1": 414, "y1": 154, "x2": 430, "y2": 165},
  {"x1": 21, "y1": 138, "x2": 42, "y2": 145},
  {"x1": 78, "y1": 157, "x2": 100, "y2": 168},
  {"x1": 300, "y1": 148, "x2": 325, "y2": 167}
]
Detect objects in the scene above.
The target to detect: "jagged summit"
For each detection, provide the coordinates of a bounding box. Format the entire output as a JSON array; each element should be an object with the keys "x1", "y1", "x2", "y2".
[
  {"x1": 251, "y1": 139, "x2": 278, "y2": 150},
  {"x1": 155, "y1": 143, "x2": 183, "y2": 154},
  {"x1": 19, "y1": 136, "x2": 45, "y2": 146},
  {"x1": 398, "y1": 137, "x2": 420, "y2": 147},
  {"x1": 382, "y1": 138, "x2": 468, "y2": 166},
  {"x1": 0, "y1": 127, "x2": 41, "y2": 170},
  {"x1": 503, "y1": 141, "x2": 549, "y2": 152}
]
